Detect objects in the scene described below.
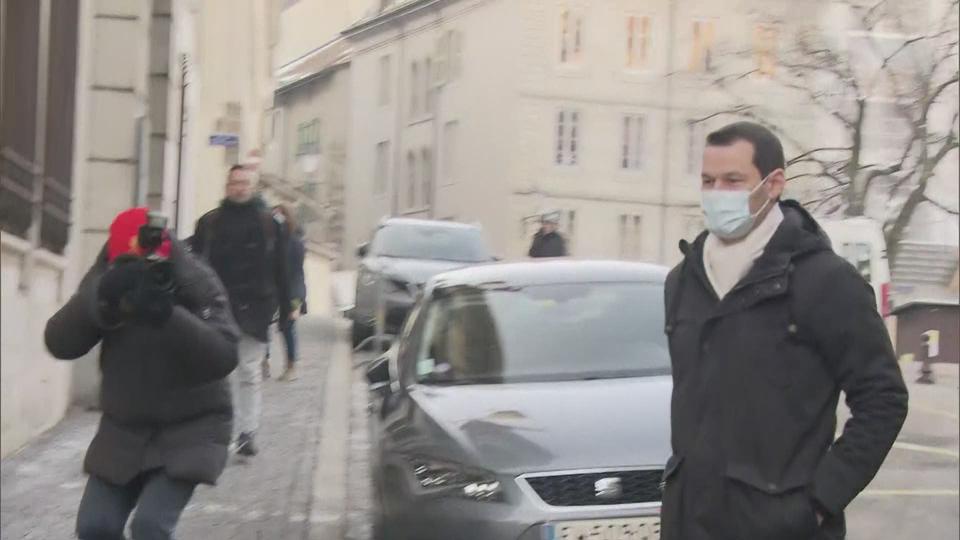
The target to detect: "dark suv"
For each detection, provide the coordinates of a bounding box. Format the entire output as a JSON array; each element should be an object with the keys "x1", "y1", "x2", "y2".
[{"x1": 351, "y1": 218, "x2": 493, "y2": 347}]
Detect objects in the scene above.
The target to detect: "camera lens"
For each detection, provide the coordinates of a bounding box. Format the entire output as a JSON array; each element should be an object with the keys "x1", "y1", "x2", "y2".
[{"x1": 148, "y1": 260, "x2": 175, "y2": 292}]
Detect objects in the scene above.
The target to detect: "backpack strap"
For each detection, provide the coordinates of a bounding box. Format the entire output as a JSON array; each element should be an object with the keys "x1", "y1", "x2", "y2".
[{"x1": 201, "y1": 209, "x2": 221, "y2": 262}]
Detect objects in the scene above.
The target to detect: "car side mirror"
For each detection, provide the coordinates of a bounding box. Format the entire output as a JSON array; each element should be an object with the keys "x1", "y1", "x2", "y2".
[
  {"x1": 357, "y1": 243, "x2": 370, "y2": 258},
  {"x1": 367, "y1": 356, "x2": 391, "y2": 387}
]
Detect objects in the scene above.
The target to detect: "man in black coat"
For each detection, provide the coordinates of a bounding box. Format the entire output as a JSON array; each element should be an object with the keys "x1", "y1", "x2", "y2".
[
  {"x1": 45, "y1": 207, "x2": 239, "y2": 539},
  {"x1": 528, "y1": 211, "x2": 568, "y2": 258},
  {"x1": 661, "y1": 122, "x2": 908, "y2": 540},
  {"x1": 191, "y1": 165, "x2": 291, "y2": 457}
]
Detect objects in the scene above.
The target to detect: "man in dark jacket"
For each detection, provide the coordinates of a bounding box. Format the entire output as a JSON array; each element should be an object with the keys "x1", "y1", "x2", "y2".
[
  {"x1": 191, "y1": 165, "x2": 291, "y2": 457},
  {"x1": 45, "y1": 207, "x2": 239, "y2": 540},
  {"x1": 661, "y1": 122, "x2": 908, "y2": 540},
  {"x1": 528, "y1": 211, "x2": 568, "y2": 258}
]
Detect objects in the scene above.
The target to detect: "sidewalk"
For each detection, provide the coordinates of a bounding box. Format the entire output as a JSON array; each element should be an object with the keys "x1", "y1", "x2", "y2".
[{"x1": 1, "y1": 316, "x2": 352, "y2": 540}]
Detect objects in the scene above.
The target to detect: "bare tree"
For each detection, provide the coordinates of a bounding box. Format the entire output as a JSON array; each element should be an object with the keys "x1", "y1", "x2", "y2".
[{"x1": 702, "y1": 0, "x2": 959, "y2": 264}]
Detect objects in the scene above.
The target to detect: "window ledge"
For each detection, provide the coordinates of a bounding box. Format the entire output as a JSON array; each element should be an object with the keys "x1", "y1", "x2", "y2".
[
  {"x1": 401, "y1": 206, "x2": 431, "y2": 216},
  {"x1": 1, "y1": 231, "x2": 69, "y2": 271},
  {"x1": 407, "y1": 114, "x2": 435, "y2": 127}
]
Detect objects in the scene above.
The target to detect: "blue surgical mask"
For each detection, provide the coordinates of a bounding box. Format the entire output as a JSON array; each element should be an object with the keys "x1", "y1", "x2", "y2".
[{"x1": 701, "y1": 175, "x2": 773, "y2": 241}]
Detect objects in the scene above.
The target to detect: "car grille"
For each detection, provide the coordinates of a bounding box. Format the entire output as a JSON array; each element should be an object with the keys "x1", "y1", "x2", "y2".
[{"x1": 523, "y1": 469, "x2": 663, "y2": 507}]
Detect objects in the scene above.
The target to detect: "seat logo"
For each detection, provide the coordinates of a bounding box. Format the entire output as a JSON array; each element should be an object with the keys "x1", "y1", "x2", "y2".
[{"x1": 594, "y1": 477, "x2": 623, "y2": 500}]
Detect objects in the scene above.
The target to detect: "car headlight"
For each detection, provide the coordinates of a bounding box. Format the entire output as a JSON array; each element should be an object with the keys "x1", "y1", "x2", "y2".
[{"x1": 408, "y1": 457, "x2": 503, "y2": 502}]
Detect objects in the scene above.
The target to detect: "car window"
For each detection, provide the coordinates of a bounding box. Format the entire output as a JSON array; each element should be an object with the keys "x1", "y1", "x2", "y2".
[
  {"x1": 372, "y1": 224, "x2": 489, "y2": 262},
  {"x1": 414, "y1": 282, "x2": 669, "y2": 384}
]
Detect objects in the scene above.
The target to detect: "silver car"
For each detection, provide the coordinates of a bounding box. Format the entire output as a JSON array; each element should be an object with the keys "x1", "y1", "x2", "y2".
[{"x1": 365, "y1": 260, "x2": 672, "y2": 540}]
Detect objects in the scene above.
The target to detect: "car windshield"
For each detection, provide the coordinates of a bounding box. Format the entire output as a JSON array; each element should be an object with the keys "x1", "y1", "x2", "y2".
[
  {"x1": 373, "y1": 224, "x2": 490, "y2": 262},
  {"x1": 415, "y1": 282, "x2": 670, "y2": 384}
]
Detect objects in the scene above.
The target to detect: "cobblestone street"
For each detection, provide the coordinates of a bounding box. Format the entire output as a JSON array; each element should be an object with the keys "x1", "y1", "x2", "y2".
[{"x1": 1, "y1": 316, "x2": 350, "y2": 540}]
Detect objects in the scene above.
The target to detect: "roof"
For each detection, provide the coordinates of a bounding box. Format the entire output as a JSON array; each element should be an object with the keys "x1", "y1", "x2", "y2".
[
  {"x1": 429, "y1": 260, "x2": 670, "y2": 289},
  {"x1": 275, "y1": 37, "x2": 352, "y2": 94},
  {"x1": 343, "y1": 0, "x2": 439, "y2": 37},
  {"x1": 379, "y1": 217, "x2": 480, "y2": 230},
  {"x1": 891, "y1": 297, "x2": 960, "y2": 315}
]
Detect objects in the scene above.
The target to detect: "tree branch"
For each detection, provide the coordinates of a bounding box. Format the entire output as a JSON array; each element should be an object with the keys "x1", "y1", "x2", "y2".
[{"x1": 924, "y1": 195, "x2": 960, "y2": 215}]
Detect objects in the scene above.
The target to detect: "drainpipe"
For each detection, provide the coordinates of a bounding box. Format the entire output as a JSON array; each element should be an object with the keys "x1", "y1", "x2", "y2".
[
  {"x1": 657, "y1": 0, "x2": 678, "y2": 264},
  {"x1": 134, "y1": 114, "x2": 150, "y2": 207},
  {"x1": 174, "y1": 54, "x2": 188, "y2": 232}
]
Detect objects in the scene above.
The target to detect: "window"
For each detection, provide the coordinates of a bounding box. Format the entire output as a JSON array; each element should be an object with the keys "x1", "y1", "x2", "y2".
[
  {"x1": 560, "y1": 8, "x2": 584, "y2": 65},
  {"x1": 379, "y1": 55, "x2": 392, "y2": 106},
  {"x1": 296, "y1": 119, "x2": 320, "y2": 155},
  {"x1": 689, "y1": 20, "x2": 716, "y2": 72},
  {"x1": 1, "y1": 0, "x2": 79, "y2": 256},
  {"x1": 413, "y1": 282, "x2": 669, "y2": 385},
  {"x1": 374, "y1": 141, "x2": 390, "y2": 195},
  {"x1": 626, "y1": 15, "x2": 651, "y2": 70},
  {"x1": 687, "y1": 120, "x2": 706, "y2": 175},
  {"x1": 443, "y1": 121, "x2": 459, "y2": 185},
  {"x1": 449, "y1": 31, "x2": 463, "y2": 79},
  {"x1": 407, "y1": 152, "x2": 417, "y2": 208},
  {"x1": 410, "y1": 62, "x2": 420, "y2": 116},
  {"x1": 555, "y1": 109, "x2": 580, "y2": 166},
  {"x1": 619, "y1": 215, "x2": 643, "y2": 260},
  {"x1": 621, "y1": 114, "x2": 646, "y2": 170},
  {"x1": 424, "y1": 57, "x2": 435, "y2": 114},
  {"x1": 422, "y1": 149, "x2": 433, "y2": 208},
  {"x1": 754, "y1": 24, "x2": 778, "y2": 78}
]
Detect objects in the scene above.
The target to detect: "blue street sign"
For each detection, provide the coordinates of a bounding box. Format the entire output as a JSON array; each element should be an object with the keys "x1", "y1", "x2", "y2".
[{"x1": 209, "y1": 133, "x2": 239, "y2": 147}]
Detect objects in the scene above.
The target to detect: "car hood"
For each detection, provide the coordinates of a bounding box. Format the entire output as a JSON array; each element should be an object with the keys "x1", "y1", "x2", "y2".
[
  {"x1": 409, "y1": 376, "x2": 672, "y2": 475},
  {"x1": 377, "y1": 257, "x2": 478, "y2": 286}
]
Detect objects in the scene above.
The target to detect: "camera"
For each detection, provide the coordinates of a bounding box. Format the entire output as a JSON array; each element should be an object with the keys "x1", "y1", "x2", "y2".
[
  {"x1": 138, "y1": 212, "x2": 168, "y2": 259},
  {"x1": 136, "y1": 212, "x2": 174, "y2": 293}
]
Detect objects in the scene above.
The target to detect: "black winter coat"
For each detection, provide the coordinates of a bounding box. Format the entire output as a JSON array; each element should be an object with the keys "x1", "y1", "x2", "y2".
[
  {"x1": 192, "y1": 198, "x2": 290, "y2": 341},
  {"x1": 44, "y1": 241, "x2": 239, "y2": 486},
  {"x1": 528, "y1": 230, "x2": 568, "y2": 258},
  {"x1": 661, "y1": 201, "x2": 908, "y2": 540}
]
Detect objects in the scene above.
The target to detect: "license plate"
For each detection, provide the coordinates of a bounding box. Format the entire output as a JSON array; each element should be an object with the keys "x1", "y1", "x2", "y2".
[{"x1": 542, "y1": 517, "x2": 661, "y2": 540}]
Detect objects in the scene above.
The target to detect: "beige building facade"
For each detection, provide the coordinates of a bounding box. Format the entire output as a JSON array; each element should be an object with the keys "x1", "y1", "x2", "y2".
[
  {"x1": 341, "y1": 0, "x2": 826, "y2": 267},
  {"x1": 0, "y1": 0, "x2": 278, "y2": 456}
]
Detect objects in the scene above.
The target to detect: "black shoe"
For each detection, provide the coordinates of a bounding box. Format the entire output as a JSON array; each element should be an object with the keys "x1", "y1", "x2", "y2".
[{"x1": 236, "y1": 432, "x2": 259, "y2": 456}]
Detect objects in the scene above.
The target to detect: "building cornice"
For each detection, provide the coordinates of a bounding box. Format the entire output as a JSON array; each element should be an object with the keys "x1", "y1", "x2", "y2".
[{"x1": 343, "y1": 0, "x2": 444, "y2": 38}]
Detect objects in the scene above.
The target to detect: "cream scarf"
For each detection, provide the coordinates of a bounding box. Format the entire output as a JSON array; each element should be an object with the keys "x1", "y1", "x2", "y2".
[{"x1": 703, "y1": 204, "x2": 784, "y2": 300}]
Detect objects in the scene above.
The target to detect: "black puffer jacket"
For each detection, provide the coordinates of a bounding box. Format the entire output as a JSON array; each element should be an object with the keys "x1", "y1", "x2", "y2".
[
  {"x1": 528, "y1": 230, "x2": 568, "y2": 258},
  {"x1": 660, "y1": 201, "x2": 908, "y2": 540},
  {"x1": 44, "y1": 241, "x2": 239, "y2": 486},
  {"x1": 192, "y1": 197, "x2": 290, "y2": 341}
]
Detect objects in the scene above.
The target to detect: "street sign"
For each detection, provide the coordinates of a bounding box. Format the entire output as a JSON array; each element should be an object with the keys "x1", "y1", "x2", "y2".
[{"x1": 209, "y1": 133, "x2": 239, "y2": 147}]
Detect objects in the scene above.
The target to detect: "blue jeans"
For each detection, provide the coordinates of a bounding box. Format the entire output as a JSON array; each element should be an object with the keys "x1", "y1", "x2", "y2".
[{"x1": 76, "y1": 471, "x2": 195, "y2": 540}]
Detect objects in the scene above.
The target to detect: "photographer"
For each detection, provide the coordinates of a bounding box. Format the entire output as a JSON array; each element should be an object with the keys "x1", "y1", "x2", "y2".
[{"x1": 44, "y1": 208, "x2": 239, "y2": 540}]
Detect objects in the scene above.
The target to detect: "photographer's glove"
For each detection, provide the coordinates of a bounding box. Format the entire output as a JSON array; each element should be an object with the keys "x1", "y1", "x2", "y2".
[
  {"x1": 97, "y1": 257, "x2": 147, "y2": 327},
  {"x1": 130, "y1": 261, "x2": 175, "y2": 327}
]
